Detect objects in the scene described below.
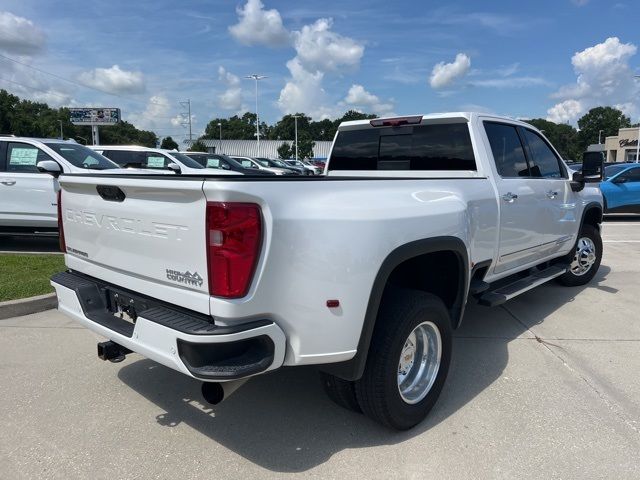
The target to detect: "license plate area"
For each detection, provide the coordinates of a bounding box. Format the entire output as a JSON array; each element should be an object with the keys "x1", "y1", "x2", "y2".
[{"x1": 105, "y1": 289, "x2": 151, "y2": 325}]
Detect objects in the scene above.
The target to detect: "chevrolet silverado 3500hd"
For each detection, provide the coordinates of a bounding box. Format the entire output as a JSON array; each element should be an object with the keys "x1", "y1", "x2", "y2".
[{"x1": 51, "y1": 113, "x2": 604, "y2": 430}]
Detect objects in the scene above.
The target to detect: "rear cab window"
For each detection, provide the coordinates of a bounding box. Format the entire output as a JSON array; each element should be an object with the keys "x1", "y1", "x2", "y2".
[{"x1": 328, "y1": 123, "x2": 476, "y2": 172}]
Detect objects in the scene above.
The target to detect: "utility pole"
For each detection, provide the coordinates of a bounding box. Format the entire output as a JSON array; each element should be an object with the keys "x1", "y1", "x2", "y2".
[
  {"x1": 217, "y1": 122, "x2": 222, "y2": 154},
  {"x1": 58, "y1": 120, "x2": 63, "y2": 139},
  {"x1": 598, "y1": 129, "x2": 603, "y2": 144},
  {"x1": 245, "y1": 74, "x2": 267, "y2": 156},
  {"x1": 292, "y1": 115, "x2": 300, "y2": 160},
  {"x1": 180, "y1": 99, "x2": 193, "y2": 145},
  {"x1": 634, "y1": 76, "x2": 640, "y2": 162}
]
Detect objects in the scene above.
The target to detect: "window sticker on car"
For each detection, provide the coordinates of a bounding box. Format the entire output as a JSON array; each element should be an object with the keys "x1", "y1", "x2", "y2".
[
  {"x1": 10, "y1": 148, "x2": 38, "y2": 165},
  {"x1": 206, "y1": 159, "x2": 220, "y2": 168},
  {"x1": 147, "y1": 156, "x2": 165, "y2": 168}
]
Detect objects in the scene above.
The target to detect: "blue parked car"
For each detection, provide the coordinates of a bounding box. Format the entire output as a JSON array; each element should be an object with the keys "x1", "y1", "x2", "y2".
[{"x1": 600, "y1": 163, "x2": 640, "y2": 214}]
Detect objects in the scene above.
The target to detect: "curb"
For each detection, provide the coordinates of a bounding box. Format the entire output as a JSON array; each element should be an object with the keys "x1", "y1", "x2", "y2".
[{"x1": 0, "y1": 293, "x2": 58, "y2": 320}]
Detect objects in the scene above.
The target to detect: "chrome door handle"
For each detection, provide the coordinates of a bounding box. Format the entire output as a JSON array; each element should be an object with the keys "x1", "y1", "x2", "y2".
[
  {"x1": 546, "y1": 190, "x2": 559, "y2": 199},
  {"x1": 0, "y1": 180, "x2": 16, "y2": 186},
  {"x1": 502, "y1": 192, "x2": 518, "y2": 203}
]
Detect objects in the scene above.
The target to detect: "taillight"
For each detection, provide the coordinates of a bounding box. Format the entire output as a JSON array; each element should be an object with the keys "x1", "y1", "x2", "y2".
[
  {"x1": 57, "y1": 189, "x2": 66, "y2": 252},
  {"x1": 206, "y1": 202, "x2": 262, "y2": 298}
]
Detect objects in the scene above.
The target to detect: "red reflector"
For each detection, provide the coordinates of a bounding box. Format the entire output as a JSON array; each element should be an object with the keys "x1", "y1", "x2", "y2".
[
  {"x1": 326, "y1": 299, "x2": 340, "y2": 308},
  {"x1": 57, "y1": 189, "x2": 66, "y2": 252},
  {"x1": 206, "y1": 202, "x2": 262, "y2": 298},
  {"x1": 370, "y1": 115, "x2": 423, "y2": 127}
]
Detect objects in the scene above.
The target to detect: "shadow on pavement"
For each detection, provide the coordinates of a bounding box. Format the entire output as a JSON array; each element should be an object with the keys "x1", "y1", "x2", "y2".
[{"x1": 117, "y1": 265, "x2": 613, "y2": 472}]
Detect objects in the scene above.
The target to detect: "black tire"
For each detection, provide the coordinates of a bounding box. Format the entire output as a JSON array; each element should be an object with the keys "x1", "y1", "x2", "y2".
[
  {"x1": 319, "y1": 372, "x2": 362, "y2": 413},
  {"x1": 355, "y1": 289, "x2": 452, "y2": 430},
  {"x1": 557, "y1": 224, "x2": 602, "y2": 286}
]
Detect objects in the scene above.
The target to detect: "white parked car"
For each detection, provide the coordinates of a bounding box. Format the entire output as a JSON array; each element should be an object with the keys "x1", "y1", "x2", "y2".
[
  {"x1": 91, "y1": 146, "x2": 241, "y2": 175},
  {"x1": 52, "y1": 113, "x2": 604, "y2": 429},
  {"x1": 0, "y1": 136, "x2": 121, "y2": 235}
]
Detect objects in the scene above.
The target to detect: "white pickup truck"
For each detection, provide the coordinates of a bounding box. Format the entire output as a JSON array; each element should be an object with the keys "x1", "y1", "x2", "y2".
[{"x1": 51, "y1": 113, "x2": 604, "y2": 430}]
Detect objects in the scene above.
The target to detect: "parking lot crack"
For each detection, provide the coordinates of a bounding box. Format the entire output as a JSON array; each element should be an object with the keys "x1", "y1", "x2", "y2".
[{"x1": 501, "y1": 305, "x2": 640, "y2": 436}]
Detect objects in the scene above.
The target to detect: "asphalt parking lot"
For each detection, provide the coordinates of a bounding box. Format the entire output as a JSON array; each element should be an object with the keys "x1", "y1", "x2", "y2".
[{"x1": 1, "y1": 219, "x2": 639, "y2": 479}]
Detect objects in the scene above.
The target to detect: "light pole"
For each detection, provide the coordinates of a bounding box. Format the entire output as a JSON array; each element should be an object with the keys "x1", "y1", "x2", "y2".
[
  {"x1": 634, "y1": 75, "x2": 640, "y2": 162},
  {"x1": 58, "y1": 120, "x2": 63, "y2": 139},
  {"x1": 245, "y1": 74, "x2": 267, "y2": 156},
  {"x1": 292, "y1": 115, "x2": 300, "y2": 160},
  {"x1": 598, "y1": 129, "x2": 603, "y2": 144},
  {"x1": 217, "y1": 122, "x2": 222, "y2": 154}
]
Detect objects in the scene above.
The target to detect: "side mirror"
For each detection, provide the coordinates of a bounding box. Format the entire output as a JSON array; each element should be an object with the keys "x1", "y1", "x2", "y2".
[
  {"x1": 167, "y1": 162, "x2": 182, "y2": 174},
  {"x1": 581, "y1": 152, "x2": 604, "y2": 183},
  {"x1": 36, "y1": 160, "x2": 62, "y2": 178},
  {"x1": 222, "y1": 164, "x2": 230, "y2": 170}
]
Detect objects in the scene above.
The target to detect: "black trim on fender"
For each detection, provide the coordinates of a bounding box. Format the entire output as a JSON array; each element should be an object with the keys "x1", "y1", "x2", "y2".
[
  {"x1": 320, "y1": 236, "x2": 469, "y2": 381},
  {"x1": 580, "y1": 201, "x2": 603, "y2": 228}
]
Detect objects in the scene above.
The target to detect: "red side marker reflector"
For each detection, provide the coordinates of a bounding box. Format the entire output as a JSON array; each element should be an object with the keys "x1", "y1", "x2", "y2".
[{"x1": 326, "y1": 299, "x2": 340, "y2": 308}]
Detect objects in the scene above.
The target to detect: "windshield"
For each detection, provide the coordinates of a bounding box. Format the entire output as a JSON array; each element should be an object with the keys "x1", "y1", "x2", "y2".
[
  {"x1": 44, "y1": 143, "x2": 119, "y2": 170},
  {"x1": 166, "y1": 152, "x2": 205, "y2": 169},
  {"x1": 604, "y1": 164, "x2": 628, "y2": 180}
]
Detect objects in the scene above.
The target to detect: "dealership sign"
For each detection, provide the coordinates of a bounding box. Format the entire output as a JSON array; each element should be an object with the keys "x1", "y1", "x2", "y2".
[{"x1": 69, "y1": 108, "x2": 120, "y2": 126}]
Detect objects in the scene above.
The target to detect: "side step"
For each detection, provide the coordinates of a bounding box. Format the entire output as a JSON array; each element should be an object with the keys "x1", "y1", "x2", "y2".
[{"x1": 478, "y1": 264, "x2": 568, "y2": 307}]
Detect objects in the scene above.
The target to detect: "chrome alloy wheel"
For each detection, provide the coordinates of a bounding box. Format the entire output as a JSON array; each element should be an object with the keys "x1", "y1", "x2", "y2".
[
  {"x1": 397, "y1": 321, "x2": 442, "y2": 404},
  {"x1": 570, "y1": 237, "x2": 597, "y2": 276}
]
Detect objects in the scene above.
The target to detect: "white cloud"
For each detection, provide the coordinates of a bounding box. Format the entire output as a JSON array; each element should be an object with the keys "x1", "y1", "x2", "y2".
[
  {"x1": 128, "y1": 95, "x2": 173, "y2": 130},
  {"x1": 547, "y1": 37, "x2": 640, "y2": 123},
  {"x1": 429, "y1": 53, "x2": 471, "y2": 89},
  {"x1": 278, "y1": 17, "x2": 365, "y2": 119},
  {"x1": 277, "y1": 58, "x2": 335, "y2": 119},
  {"x1": 547, "y1": 99, "x2": 583, "y2": 123},
  {"x1": 229, "y1": 0, "x2": 290, "y2": 47},
  {"x1": 0, "y1": 11, "x2": 45, "y2": 55},
  {"x1": 78, "y1": 65, "x2": 145, "y2": 94},
  {"x1": 292, "y1": 18, "x2": 364, "y2": 73},
  {"x1": 216, "y1": 66, "x2": 244, "y2": 111},
  {"x1": 344, "y1": 84, "x2": 395, "y2": 116}
]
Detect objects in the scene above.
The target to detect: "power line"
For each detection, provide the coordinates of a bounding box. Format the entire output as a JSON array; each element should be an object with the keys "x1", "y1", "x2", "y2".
[
  {"x1": 0, "y1": 53, "x2": 171, "y2": 107},
  {"x1": 0, "y1": 75, "x2": 72, "y2": 101}
]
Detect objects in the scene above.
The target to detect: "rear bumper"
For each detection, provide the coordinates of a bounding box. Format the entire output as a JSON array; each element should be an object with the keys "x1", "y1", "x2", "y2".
[{"x1": 51, "y1": 271, "x2": 286, "y2": 381}]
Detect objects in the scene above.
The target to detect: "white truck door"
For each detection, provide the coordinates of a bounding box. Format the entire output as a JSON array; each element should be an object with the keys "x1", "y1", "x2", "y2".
[
  {"x1": 483, "y1": 121, "x2": 551, "y2": 274},
  {"x1": 0, "y1": 142, "x2": 58, "y2": 229},
  {"x1": 519, "y1": 127, "x2": 578, "y2": 256}
]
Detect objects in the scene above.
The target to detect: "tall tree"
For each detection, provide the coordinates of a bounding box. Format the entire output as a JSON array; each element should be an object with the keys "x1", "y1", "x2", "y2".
[
  {"x1": 525, "y1": 118, "x2": 581, "y2": 160},
  {"x1": 188, "y1": 140, "x2": 208, "y2": 152},
  {"x1": 269, "y1": 113, "x2": 311, "y2": 140},
  {"x1": 296, "y1": 132, "x2": 315, "y2": 159},
  {"x1": 577, "y1": 107, "x2": 631, "y2": 152},
  {"x1": 309, "y1": 118, "x2": 337, "y2": 141},
  {"x1": 160, "y1": 136, "x2": 179, "y2": 150},
  {"x1": 277, "y1": 142, "x2": 293, "y2": 159}
]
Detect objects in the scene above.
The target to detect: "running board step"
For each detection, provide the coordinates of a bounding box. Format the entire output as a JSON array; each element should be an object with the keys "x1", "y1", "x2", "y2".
[{"x1": 478, "y1": 265, "x2": 568, "y2": 307}]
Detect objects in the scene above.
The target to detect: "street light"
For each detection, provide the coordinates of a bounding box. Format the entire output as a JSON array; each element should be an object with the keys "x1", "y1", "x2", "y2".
[
  {"x1": 217, "y1": 122, "x2": 222, "y2": 154},
  {"x1": 58, "y1": 120, "x2": 63, "y2": 140},
  {"x1": 598, "y1": 129, "x2": 604, "y2": 144},
  {"x1": 245, "y1": 74, "x2": 267, "y2": 156},
  {"x1": 634, "y1": 75, "x2": 640, "y2": 163},
  {"x1": 292, "y1": 115, "x2": 300, "y2": 160}
]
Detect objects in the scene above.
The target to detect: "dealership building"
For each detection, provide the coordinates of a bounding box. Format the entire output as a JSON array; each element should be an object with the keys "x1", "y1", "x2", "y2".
[{"x1": 604, "y1": 127, "x2": 640, "y2": 163}]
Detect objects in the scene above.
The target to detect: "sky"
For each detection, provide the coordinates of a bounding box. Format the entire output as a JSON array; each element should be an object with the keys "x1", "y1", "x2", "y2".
[{"x1": 1, "y1": 0, "x2": 640, "y2": 144}]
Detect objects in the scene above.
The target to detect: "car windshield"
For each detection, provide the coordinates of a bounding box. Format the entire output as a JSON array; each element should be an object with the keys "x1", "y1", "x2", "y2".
[
  {"x1": 604, "y1": 164, "x2": 628, "y2": 180},
  {"x1": 44, "y1": 143, "x2": 119, "y2": 170},
  {"x1": 166, "y1": 152, "x2": 205, "y2": 169}
]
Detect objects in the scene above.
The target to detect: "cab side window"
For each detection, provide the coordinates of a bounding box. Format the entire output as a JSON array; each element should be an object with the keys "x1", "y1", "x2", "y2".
[
  {"x1": 618, "y1": 168, "x2": 640, "y2": 183},
  {"x1": 522, "y1": 129, "x2": 563, "y2": 178},
  {"x1": 484, "y1": 123, "x2": 529, "y2": 177},
  {"x1": 6, "y1": 143, "x2": 55, "y2": 173}
]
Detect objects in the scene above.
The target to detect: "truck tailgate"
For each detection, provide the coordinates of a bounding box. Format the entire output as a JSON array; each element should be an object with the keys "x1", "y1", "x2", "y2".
[{"x1": 59, "y1": 175, "x2": 211, "y2": 314}]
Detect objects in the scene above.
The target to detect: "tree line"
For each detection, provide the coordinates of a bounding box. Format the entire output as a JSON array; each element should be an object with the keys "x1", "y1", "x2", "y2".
[
  {"x1": 0, "y1": 89, "x2": 157, "y2": 147},
  {"x1": 1, "y1": 89, "x2": 636, "y2": 161}
]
